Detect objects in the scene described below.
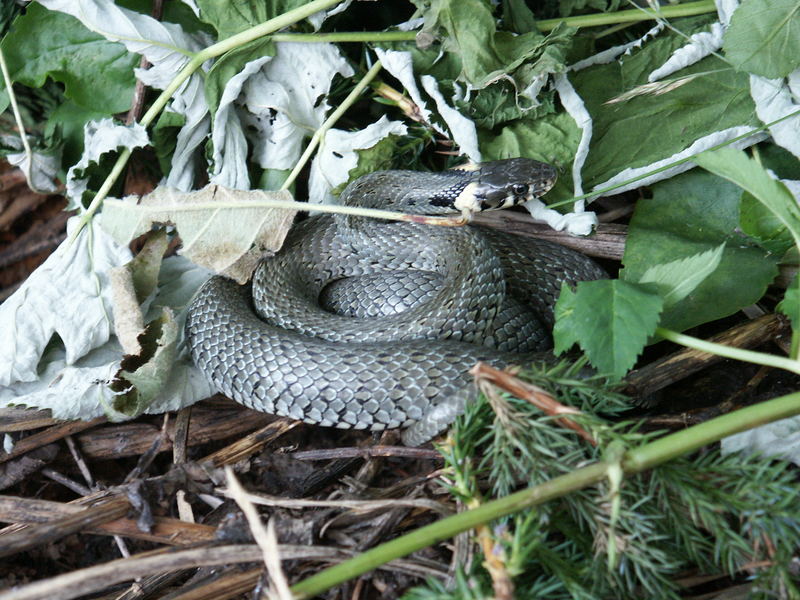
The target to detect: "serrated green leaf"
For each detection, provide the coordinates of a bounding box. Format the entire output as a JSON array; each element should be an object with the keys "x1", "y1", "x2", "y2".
[
  {"x1": 695, "y1": 147, "x2": 800, "y2": 249},
  {"x1": 638, "y1": 244, "x2": 725, "y2": 308},
  {"x1": 411, "y1": 0, "x2": 572, "y2": 89},
  {"x1": 568, "y1": 17, "x2": 757, "y2": 189},
  {"x1": 622, "y1": 170, "x2": 779, "y2": 331},
  {"x1": 553, "y1": 279, "x2": 663, "y2": 379},
  {"x1": 723, "y1": 0, "x2": 800, "y2": 79},
  {"x1": 0, "y1": 3, "x2": 137, "y2": 113}
]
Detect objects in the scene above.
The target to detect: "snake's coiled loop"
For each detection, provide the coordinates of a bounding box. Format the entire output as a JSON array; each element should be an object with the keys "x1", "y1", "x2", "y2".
[{"x1": 185, "y1": 160, "x2": 605, "y2": 444}]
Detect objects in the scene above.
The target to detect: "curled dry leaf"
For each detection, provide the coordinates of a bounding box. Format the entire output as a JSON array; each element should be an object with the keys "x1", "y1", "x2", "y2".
[{"x1": 101, "y1": 184, "x2": 297, "y2": 283}]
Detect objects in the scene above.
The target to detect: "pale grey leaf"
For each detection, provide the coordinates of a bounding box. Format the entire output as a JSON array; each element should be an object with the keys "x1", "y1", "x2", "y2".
[
  {"x1": 210, "y1": 55, "x2": 274, "y2": 190},
  {"x1": 751, "y1": 73, "x2": 800, "y2": 159},
  {"x1": 308, "y1": 116, "x2": 407, "y2": 204},
  {"x1": 0, "y1": 218, "x2": 132, "y2": 386},
  {"x1": 241, "y1": 42, "x2": 354, "y2": 170},
  {"x1": 66, "y1": 119, "x2": 149, "y2": 206},
  {"x1": 7, "y1": 148, "x2": 60, "y2": 194},
  {"x1": 722, "y1": 416, "x2": 800, "y2": 466},
  {"x1": 101, "y1": 185, "x2": 296, "y2": 283}
]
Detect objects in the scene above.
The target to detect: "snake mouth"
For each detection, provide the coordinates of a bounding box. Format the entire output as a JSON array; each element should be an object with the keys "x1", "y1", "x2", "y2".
[{"x1": 463, "y1": 159, "x2": 558, "y2": 212}]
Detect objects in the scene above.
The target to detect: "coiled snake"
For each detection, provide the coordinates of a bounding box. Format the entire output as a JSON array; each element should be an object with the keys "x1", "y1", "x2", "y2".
[{"x1": 185, "y1": 159, "x2": 605, "y2": 445}]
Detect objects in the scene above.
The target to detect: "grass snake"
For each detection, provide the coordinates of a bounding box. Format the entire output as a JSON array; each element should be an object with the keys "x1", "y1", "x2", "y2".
[{"x1": 185, "y1": 159, "x2": 605, "y2": 445}]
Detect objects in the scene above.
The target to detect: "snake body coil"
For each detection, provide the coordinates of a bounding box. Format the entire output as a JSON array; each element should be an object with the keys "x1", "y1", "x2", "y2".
[{"x1": 185, "y1": 160, "x2": 605, "y2": 444}]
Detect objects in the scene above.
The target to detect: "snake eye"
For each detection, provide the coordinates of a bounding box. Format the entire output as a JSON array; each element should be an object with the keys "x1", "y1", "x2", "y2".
[{"x1": 512, "y1": 183, "x2": 528, "y2": 195}]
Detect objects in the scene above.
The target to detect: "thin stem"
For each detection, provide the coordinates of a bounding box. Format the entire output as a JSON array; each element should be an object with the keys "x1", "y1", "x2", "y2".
[
  {"x1": 281, "y1": 60, "x2": 384, "y2": 191},
  {"x1": 536, "y1": 0, "x2": 716, "y2": 31},
  {"x1": 656, "y1": 326, "x2": 800, "y2": 376},
  {"x1": 271, "y1": 31, "x2": 417, "y2": 43},
  {"x1": 291, "y1": 387, "x2": 800, "y2": 598},
  {"x1": 624, "y1": 390, "x2": 800, "y2": 471},
  {"x1": 193, "y1": 0, "x2": 345, "y2": 61},
  {"x1": 103, "y1": 196, "x2": 466, "y2": 226},
  {"x1": 0, "y1": 46, "x2": 47, "y2": 194}
]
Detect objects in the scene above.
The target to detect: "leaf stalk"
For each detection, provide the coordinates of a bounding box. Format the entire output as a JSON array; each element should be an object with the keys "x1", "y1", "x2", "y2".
[{"x1": 654, "y1": 326, "x2": 800, "y2": 376}]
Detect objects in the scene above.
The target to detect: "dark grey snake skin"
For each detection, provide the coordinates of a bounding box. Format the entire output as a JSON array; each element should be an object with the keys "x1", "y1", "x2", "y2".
[{"x1": 185, "y1": 159, "x2": 605, "y2": 445}]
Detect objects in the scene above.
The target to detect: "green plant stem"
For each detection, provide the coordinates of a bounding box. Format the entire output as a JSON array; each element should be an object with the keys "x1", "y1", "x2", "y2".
[
  {"x1": 281, "y1": 60, "x2": 384, "y2": 191},
  {"x1": 0, "y1": 46, "x2": 43, "y2": 194},
  {"x1": 271, "y1": 31, "x2": 417, "y2": 43},
  {"x1": 291, "y1": 388, "x2": 800, "y2": 598},
  {"x1": 536, "y1": 0, "x2": 716, "y2": 30},
  {"x1": 624, "y1": 390, "x2": 800, "y2": 470},
  {"x1": 71, "y1": 0, "x2": 346, "y2": 241},
  {"x1": 270, "y1": 0, "x2": 718, "y2": 45},
  {"x1": 656, "y1": 326, "x2": 800, "y2": 376},
  {"x1": 291, "y1": 462, "x2": 612, "y2": 599},
  {"x1": 550, "y1": 108, "x2": 800, "y2": 210},
  {"x1": 103, "y1": 196, "x2": 465, "y2": 226}
]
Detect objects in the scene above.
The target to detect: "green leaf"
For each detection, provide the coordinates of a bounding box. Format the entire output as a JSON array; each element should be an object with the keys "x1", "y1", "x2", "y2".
[
  {"x1": 559, "y1": 0, "x2": 621, "y2": 18},
  {"x1": 196, "y1": 0, "x2": 309, "y2": 39},
  {"x1": 0, "y1": 3, "x2": 137, "y2": 113},
  {"x1": 569, "y1": 18, "x2": 757, "y2": 189},
  {"x1": 723, "y1": 0, "x2": 800, "y2": 79},
  {"x1": 695, "y1": 147, "x2": 800, "y2": 248},
  {"x1": 622, "y1": 170, "x2": 779, "y2": 332},
  {"x1": 500, "y1": 0, "x2": 536, "y2": 33},
  {"x1": 553, "y1": 279, "x2": 663, "y2": 379},
  {"x1": 456, "y1": 82, "x2": 548, "y2": 129},
  {"x1": 152, "y1": 110, "x2": 186, "y2": 176},
  {"x1": 411, "y1": 0, "x2": 572, "y2": 89},
  {"x1": 739, "y1": 192, "x2": 795, "y2": 255},
  {"x1": 44, "y1": 101, "x2": 107, "y2": 171},
  {"x1": 637, "y1": 243, "x2": 726, "y2": 309},
  {"x1": 332, "y1": 134, "x2": 406, "y2": 195}
]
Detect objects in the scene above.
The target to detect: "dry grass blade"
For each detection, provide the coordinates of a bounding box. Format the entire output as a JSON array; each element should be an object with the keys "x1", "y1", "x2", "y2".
[{"x1": 224, "y1": 467, "x2": 293, "y2": 600}]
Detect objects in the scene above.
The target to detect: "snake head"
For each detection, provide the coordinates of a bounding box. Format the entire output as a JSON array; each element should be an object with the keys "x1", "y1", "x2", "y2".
[{"x1": 453, "y1": 158, "x2": 558, "y2": 214}]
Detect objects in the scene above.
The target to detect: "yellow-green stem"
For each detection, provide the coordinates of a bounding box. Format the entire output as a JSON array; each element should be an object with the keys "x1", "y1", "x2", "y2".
[
  {"x1": 656, "y1": 326, "x2": 800, "y2": 376},
  {"x1": 281, "y1": 60, "x2": 383, "y2": 191}
]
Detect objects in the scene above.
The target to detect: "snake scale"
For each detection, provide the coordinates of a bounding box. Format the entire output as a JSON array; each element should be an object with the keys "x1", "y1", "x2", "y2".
[{"x1": 185, "y1": 159, "x2": 605, "y2": 445}]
